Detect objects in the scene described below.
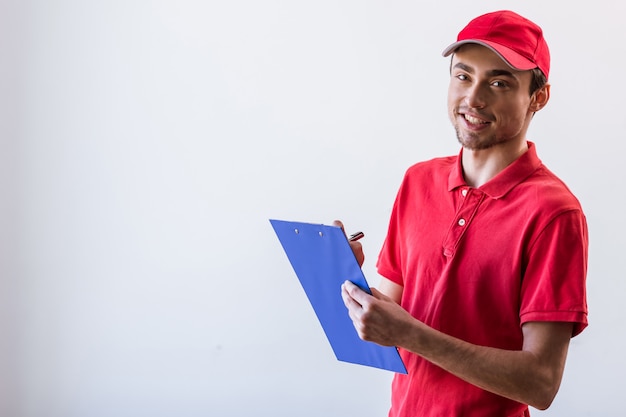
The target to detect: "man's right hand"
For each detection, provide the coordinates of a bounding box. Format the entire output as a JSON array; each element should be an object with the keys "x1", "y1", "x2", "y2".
[{"x1": 333, "y1": 219, "x2": 365, "y2": 267}]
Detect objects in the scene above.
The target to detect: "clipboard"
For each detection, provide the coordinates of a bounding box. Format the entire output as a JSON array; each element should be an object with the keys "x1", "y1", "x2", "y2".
[{"x1": 270, "y1": 219, "x2": 407, "y2": 374}]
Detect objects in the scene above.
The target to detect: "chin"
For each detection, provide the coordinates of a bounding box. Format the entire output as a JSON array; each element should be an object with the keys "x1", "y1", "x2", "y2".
[{"x1": 455, "y1": 129, "x2": 496, "y2": 151}]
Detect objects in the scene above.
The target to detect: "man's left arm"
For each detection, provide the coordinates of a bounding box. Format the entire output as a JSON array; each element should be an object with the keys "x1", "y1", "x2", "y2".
[{"x1": 341, "y1": 281, "x2": 572, "y2": 410}]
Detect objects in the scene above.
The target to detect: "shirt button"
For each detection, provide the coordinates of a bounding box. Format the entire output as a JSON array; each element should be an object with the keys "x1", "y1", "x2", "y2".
[
  {"x1": 458, "y1": 218, "x2": 466, "y2": 226},
  {"x1": 461, "y1": 189, "x2": 468, "y2": 197}
]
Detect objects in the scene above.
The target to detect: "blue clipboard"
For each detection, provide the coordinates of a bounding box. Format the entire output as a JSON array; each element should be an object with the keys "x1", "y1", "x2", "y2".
[{"x1": 270, "y1": 219, "x2": 407, "y2": 374}]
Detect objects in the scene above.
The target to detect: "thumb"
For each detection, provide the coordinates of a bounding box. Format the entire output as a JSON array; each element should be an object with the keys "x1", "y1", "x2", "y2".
[{"x1": 370, "y1": 287, "x2": 392, "y2": 301}]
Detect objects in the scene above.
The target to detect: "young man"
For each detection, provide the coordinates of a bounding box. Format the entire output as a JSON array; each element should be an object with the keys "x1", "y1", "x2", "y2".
[{"x1": 340, "y1": 10, "x2": 588, "y2": 416}]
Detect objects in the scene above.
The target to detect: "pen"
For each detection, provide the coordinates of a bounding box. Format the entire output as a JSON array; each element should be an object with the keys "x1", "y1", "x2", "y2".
[{"x1": 349, "y1": 231, "x2": 365, "y2": 242}]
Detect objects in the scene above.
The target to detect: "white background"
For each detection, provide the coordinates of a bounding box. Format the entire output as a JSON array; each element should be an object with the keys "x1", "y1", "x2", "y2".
[{"x1": 1, "y1": 1, "x2": 624, "y2": 416}]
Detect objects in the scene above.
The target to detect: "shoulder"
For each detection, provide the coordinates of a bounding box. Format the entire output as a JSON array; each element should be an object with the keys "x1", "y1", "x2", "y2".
[
  {"x1": 390, "y1": 155, "x2": 457, "y2": 210},
  {"x1": 514, "y1": 143, "x2": 584, "y2": 214},
  {"x1": 525, "y1": 165, "x2": 584, "y2": 213},
  {"x1": 511, "y1": 164, "x2": 587, "y2": 240}
]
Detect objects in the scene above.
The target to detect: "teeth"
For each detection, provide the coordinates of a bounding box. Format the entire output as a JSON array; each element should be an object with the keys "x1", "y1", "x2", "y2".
[{"x1": 465, "y1": 114, "x2": 486, "y2": 125}]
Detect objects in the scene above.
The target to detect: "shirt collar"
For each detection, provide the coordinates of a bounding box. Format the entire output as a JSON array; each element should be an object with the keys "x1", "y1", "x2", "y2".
[{"x1": 447, "y1": 141, "x2": 543, "y2": 199}]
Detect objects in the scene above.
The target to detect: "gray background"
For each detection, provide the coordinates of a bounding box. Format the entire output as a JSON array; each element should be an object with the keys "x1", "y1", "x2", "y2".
[{"x1": 1, "y1": 0, "x2": 623, "y2": 416}]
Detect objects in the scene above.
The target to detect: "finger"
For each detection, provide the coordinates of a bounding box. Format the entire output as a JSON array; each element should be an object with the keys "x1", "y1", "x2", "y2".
[
  {"x1": 332, "y1": 220, "x2": 346, "y2": 235},
  {"x1": 370, "y1": 287, "x2": 390, "y2": 301},
  {"x1": 340, "y1": 282, "x2": 352, "y2": 305},
  {"x1": 341, "y1": 282, "x2": 360, "y2": 306},
  {"x1": 349, "y1": 239, "x2": 363, "y2": 252},
  {"x1": 341, "y1": 285, "x2": 362, "y2": 325},
  {"x1": 342, "y1": 291, "x2": 362, "y2": 317},
  {"x1": 349, "y1": 240, "x2": 365, "y2": 267},
  {"x1": 343, "y1": 280, "x2": 372, "y2": 306}
]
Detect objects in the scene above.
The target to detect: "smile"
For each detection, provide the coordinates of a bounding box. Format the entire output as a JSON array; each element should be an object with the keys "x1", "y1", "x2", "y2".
[{"x1": 464, "y1": 114, "x2": 489, "y2": 125}]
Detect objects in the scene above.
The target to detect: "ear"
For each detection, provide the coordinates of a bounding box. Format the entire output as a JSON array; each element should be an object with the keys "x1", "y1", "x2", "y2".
[{"x1": 530, "y1": 83, "x2": 550, "y2": 112}]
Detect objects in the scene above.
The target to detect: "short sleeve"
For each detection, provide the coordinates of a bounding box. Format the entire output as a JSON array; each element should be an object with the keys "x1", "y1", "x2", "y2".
[{"x1": 519, "y1": 209, "x2": 589, "y2": 336}]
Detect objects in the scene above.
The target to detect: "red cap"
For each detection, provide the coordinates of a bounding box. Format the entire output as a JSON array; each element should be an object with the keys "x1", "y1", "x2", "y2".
[{"x1": 442, "y1": 10, "x2": 550, "y2": 79}]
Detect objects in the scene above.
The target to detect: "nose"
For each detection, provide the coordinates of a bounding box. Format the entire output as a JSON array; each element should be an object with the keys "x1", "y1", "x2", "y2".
[{"x1": 466, "y1": 84, "x2": 487, "y2": 109}]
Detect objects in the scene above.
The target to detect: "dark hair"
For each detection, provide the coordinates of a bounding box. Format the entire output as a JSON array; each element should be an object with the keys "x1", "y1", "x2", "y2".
[{"x1": 529, "y1": 68, "x2": 547, "y2": 95}]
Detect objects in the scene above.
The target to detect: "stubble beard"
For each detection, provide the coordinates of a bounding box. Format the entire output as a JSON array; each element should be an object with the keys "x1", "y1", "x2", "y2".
[{"x1": 454, "y1": 125, "x2": 505, "y2": 151}]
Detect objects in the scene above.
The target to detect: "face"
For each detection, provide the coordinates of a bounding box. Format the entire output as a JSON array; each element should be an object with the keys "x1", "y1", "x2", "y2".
[{"x1": 448, "y1": 44, "x2": 542, "y2": 151}]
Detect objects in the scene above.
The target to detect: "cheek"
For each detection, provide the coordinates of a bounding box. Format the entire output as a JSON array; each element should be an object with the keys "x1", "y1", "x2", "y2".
[
  {"x1": 447, "y1": 82, "x2": 458, "y2": 103},
  {"x1": 497, "y1": 97, "x2": 531, "y2": 123},
  {"x1": 447, "y1": 103, "x2": 457, "y2": 125},
  {"x1": 447, "y1": 89, "x2": 458, "y2": 120},
  {"x1": 495, "y1": 107, "x2": 530, "y2": 137}
]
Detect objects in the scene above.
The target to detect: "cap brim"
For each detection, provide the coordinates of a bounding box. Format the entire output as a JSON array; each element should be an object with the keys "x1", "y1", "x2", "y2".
[{"x1": 442, "y1": 40, "x2": 537, "y2": 71}]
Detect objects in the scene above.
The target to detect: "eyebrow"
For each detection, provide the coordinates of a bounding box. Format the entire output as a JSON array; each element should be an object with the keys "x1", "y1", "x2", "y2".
[{"x1": 452, "y1": 62, "x2": 517, "y2": 78}]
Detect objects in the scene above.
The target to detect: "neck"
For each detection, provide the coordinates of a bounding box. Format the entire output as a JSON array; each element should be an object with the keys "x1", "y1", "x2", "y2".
[{"x1": 462, "y1": 140, "x2": 529, "y2": 188}]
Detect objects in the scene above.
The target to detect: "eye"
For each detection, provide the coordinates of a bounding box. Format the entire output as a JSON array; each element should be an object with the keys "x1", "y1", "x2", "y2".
[
  {"x1": 455, "y1": 73, "x2": 469, "y2": 81},
  {"x1": 491, "y1": 80, "x2": 508, "y2": 88}
]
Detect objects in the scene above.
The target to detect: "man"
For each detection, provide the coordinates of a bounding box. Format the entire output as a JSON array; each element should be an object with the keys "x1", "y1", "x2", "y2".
[{"x1": 340, "y1": 10, "x2": 588, "y2": 416}]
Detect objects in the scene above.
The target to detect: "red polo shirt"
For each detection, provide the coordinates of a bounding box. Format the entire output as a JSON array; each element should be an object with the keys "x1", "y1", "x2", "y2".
[{"x1": 377, "y1": 142, "x2": 588, "y2": 417}]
